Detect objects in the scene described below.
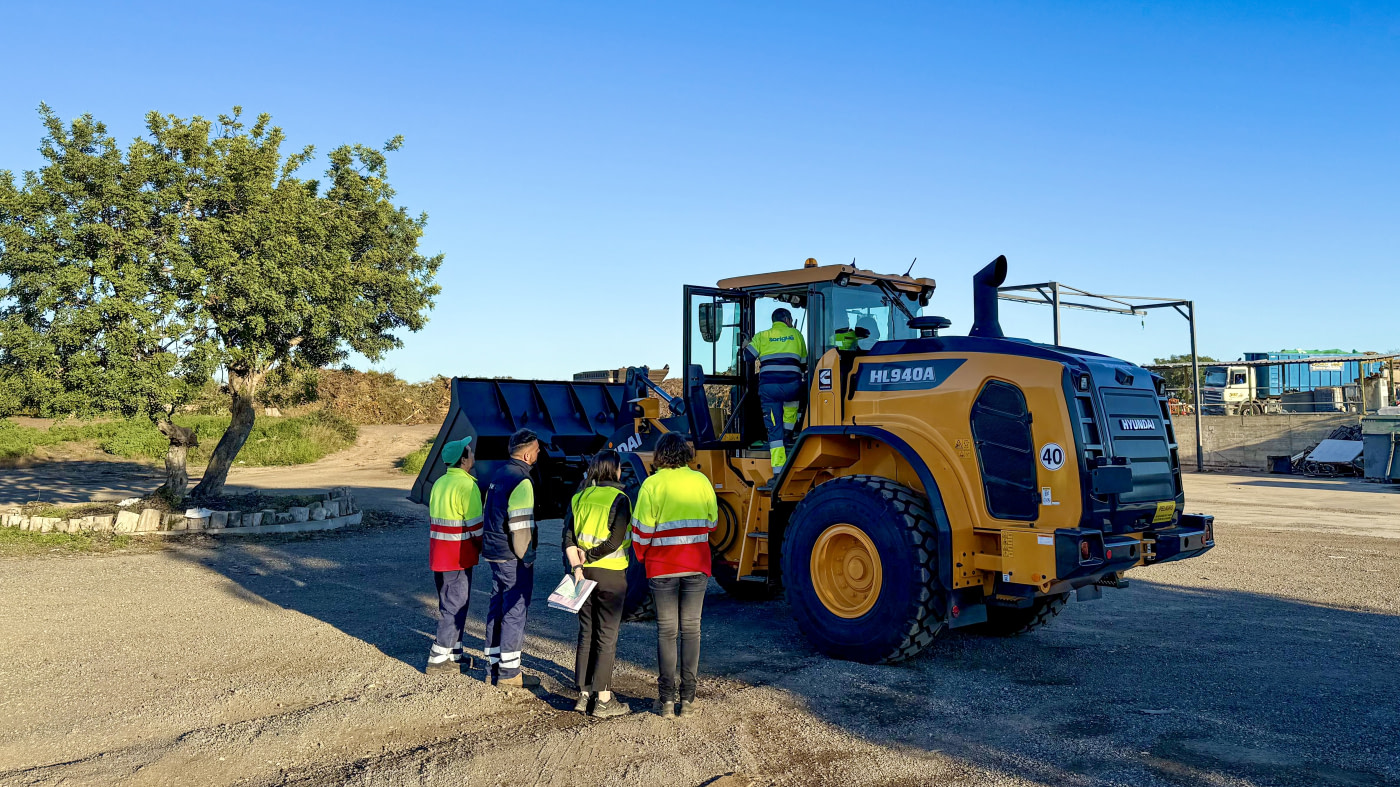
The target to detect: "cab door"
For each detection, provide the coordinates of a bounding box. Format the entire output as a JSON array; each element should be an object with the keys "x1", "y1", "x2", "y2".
[{"x1": 683, "y1": 286, "x2": 754, "y2": 447}]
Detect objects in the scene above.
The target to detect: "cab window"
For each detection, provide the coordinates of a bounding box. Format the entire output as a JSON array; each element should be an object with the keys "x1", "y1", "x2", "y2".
[
  {"x1": 815, "y1": 282, "x2": 921, "y2": 355},
  {"x1": 688, "y1": 294, "x2": 742, "y2": 377}
]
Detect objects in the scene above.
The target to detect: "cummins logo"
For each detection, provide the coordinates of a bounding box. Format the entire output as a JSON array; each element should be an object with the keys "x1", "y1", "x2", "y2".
[{"x1": 1119, "y1": 418, "x2": 1157, "y2": 431}]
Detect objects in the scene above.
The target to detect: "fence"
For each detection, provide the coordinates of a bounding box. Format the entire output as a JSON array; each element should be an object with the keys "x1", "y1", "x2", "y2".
[{"x1": 1171, "y1": 412, "x2": 1359, "y2": 471}]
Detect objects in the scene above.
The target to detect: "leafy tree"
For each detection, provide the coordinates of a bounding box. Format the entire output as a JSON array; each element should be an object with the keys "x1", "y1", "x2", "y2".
[
  {"x1": 0, "y1": 107, "x2": 219, "y2": 497},
  {"x1": 144, "y1": 110, "x2": 442, "y2": 498},
  {"x1": 1151, "y1": 353, "x2": 1218, "y2": 403},
  {"x1": 0, "y1": 106, "x2": 442, "y2": 500}
]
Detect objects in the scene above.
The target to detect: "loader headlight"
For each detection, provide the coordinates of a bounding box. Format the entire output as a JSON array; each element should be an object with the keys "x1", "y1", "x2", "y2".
[{"x1": 1076, "y1": 373, "x2": 1092, "y2": 392}]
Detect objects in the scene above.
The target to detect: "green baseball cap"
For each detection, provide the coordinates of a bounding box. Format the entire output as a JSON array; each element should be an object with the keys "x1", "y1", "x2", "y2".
[{"x1": 441, "y1": 436, "x2": 473, "y2": 466}]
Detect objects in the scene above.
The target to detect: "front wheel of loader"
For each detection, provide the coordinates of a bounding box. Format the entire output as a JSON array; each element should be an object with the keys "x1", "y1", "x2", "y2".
[
  {"x1": 972, "y1": 594, "x2": 1069, "y2": 637},
  {"x1": 781, "y1": 475, "x2": 946, "y2": 663}
]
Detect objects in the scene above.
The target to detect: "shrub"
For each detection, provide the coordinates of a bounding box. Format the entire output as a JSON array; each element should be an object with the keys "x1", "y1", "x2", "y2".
[
  {"x1": 0, "y1": 420, "x2": 37, "y2": 461},
  {"x1": 223, "y1": 411, "x2": 358, "y2": 466},
  {"x1": 99, "y1": 420, "x2": 169, "y2": 460},
  {"x1": 399, "y1": 439, "x2": 435, "y2": 476}
]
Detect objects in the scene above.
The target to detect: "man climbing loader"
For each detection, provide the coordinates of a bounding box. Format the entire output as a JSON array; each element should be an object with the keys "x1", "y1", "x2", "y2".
[{"x1": 412, "y1": 256, "x2": 1214, "y2": 663}]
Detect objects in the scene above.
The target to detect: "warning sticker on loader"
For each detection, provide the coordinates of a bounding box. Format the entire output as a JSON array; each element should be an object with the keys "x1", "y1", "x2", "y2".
[
  {"x1": 1039, "y1": 443, "x2": 1065, "y2": 471},
  {"x1": 1152, "y1": 501, "x2": 1177, "y2": 524}
]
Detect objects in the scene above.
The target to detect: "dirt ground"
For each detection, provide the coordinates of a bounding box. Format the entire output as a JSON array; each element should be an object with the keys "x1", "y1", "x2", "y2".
[
  {"x1": 0, "y1": 424, "x2": 437, "y2": 515},
  {"x1": 1, "y1": 432, "x2": 1398, "y2": 787}
]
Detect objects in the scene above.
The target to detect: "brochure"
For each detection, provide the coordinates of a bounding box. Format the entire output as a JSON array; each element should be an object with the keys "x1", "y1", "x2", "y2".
[{"x1": 548, "y1": 574, "x2": 597, "y2": 614}]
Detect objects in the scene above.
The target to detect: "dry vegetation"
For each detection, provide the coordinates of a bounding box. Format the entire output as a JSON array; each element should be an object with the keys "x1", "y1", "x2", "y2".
[{"x1": 313, "y1": 369, "x2": 450, "y2": 425}]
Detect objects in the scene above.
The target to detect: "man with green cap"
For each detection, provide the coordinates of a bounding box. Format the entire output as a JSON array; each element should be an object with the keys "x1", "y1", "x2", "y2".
[{"x1": 425, "y1": 436, "x2": 484, "y2": 673}]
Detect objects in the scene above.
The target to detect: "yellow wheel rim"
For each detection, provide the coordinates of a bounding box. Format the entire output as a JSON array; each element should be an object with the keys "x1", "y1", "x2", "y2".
[{"x1": 810, "y1": 524, "x2": 883, "y2": 619}]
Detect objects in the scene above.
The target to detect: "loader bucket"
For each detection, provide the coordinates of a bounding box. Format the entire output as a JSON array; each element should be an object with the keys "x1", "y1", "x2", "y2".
[{"x1": 409, "y1": 376, "x2": 642, "y2": 518}]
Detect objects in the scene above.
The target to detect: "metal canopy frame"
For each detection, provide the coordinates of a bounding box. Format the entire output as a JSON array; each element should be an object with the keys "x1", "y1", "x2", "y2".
[{"x1": 998, "y1": 281, "x2": 1205, "y2": 472}]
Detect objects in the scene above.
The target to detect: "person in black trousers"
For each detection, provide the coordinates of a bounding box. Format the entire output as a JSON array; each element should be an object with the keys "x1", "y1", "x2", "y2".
[{"x1": 561, "y1": 450, "x2": 632, "y2": 718}]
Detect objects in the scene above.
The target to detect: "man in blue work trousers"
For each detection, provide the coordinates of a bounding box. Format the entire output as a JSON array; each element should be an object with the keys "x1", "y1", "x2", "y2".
[
  {"x1": 481, "y1": 429, "x2": 543, "y2": 688},
  {"x1": 743, "y1": 307, "x2": 808, "y2": 472}
]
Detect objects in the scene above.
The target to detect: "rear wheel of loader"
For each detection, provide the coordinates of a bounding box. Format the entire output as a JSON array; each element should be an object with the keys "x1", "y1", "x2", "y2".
[
  {"x1": 973, "y1": 594, "x2": 1069, "y2": 637},
  {"x1": 781, "y1": 475, "x2": 946, "y2": 663}
]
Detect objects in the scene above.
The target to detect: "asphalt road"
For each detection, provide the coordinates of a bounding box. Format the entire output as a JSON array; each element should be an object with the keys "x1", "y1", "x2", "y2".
[{"x1": 1, "y1": 463, "x2": 1397, "y2": 787}]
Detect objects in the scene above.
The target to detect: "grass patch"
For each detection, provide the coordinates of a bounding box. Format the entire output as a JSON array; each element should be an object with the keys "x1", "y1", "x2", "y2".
[
  {"x1": 0, "y1": 411, "x2": 358, "y2": 467},
  {"x1": 0, "y1": 419, "x2": 118, "y2": 461},
  {"x1": 398, "y1": 438, "x2": 436, "y2": 476},
  {"x1": 0, "y1": 527, "x2": 141, "y2": 558}
]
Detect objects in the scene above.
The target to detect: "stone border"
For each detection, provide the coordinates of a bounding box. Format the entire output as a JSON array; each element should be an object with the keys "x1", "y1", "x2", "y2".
[{"x1": 1, "y1": 487, "x2": 361, "y2": 537}]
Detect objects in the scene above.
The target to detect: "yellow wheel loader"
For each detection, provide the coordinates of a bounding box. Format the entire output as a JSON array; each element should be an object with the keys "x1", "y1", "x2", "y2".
[{"x1": 411, "y1": 256, "x2": 1215, "y2": 662}]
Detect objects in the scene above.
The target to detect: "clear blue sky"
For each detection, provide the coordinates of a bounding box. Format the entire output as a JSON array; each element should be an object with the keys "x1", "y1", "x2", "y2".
[{"x1": 2, "y1": 1, "x2": 1395, "y2": 380}]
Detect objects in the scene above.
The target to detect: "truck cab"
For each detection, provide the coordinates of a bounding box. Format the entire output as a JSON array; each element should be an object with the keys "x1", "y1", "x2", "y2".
[{"x1": 1202, "y1": 365, "x2": 1258, "y2": 415}]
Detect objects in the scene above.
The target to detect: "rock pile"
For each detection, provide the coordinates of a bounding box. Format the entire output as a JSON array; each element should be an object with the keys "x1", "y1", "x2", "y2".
[{"x1": 1, "y1": 487, "x2": 361, "y2": 536}]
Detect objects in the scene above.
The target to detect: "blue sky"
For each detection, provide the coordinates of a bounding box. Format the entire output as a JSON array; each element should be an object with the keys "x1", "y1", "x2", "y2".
[{"x1": 2, "y1": 1, "x2": 1395, "y2": 380}]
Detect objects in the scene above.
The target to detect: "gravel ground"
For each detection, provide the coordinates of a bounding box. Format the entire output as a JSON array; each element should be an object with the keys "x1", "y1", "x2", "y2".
[{"x1": 1, "y1": 464, "x2": 1398, "y2": 787}]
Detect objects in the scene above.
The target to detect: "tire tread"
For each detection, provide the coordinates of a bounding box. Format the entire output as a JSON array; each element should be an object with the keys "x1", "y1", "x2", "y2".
[{"x1": 783, "y1": 475, "x2": 947, "y2": 664}]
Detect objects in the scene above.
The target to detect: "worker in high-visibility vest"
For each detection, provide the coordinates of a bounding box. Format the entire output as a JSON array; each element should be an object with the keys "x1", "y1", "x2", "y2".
[
  {"x1": 831, "y1": 325, "x2": 870, "y2": 351},
  {"x1": 743, "y1": 307, "x2": 808, "y2": 471},
  {"x1": 561, "y1": 449, "x2": 632, "y2": 718},
  {"x1": 425, "y1": 436, "x2": 483, "y2": 674},
  {"x1": 631, "y1": 433, "x2": 718, "y2": 719},
  {"x1": 482, "y1": 429, "x2": 542, "y2": 688}
]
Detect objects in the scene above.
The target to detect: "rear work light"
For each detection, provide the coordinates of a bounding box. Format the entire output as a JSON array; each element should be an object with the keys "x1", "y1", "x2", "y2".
[{"x1": 1076, "y1": 373, "x2": 1092, "y2": 392}]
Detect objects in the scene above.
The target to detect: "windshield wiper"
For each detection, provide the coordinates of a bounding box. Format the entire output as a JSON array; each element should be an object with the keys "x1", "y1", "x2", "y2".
[{"x1": 876, "y1": 280, "x2": 915, "y2": 322}]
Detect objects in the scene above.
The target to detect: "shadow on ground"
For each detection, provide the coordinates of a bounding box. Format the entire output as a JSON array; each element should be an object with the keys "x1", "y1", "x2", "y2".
[
  {"x1": 0, "y1": 460, "x2": 165, "y2": 506},
  {"x1": 167, "y1": 517, "x2": 1400, "y2": 787},
  {"x1": 1233, "y1": 478, "x2": 1400, "y2": 495}
]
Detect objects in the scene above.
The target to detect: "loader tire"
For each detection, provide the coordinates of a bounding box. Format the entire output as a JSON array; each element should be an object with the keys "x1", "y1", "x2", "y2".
[
  {"x1": 782, "y1": 475, "x2": 946, "y2": 664},
  {"x1": 974, "y1": 593, "x2": 1068, "y2": 637}
]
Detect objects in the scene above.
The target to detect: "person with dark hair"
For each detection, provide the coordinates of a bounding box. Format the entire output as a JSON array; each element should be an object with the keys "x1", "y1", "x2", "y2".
[
  {"x1": 743, "y1": 306, "x2": 807, "y2": 471},
  {"x1": 425, "y1": 436, "x2": 483, "y2": 674},
  {"x1": 560, "y1": 449, "x2": 632, "y2": 717},
  {"x1": 631, "y1": 433, "x2": 717, "y2": 718},
  {"x1": 482, "y1": 428, "x2": 542, "y2": 688}
]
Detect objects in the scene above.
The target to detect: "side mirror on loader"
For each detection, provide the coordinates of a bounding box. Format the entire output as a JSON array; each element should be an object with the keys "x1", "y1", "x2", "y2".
[{"x1": 698, "y1": 303, "x2": 721, "y2": 343}]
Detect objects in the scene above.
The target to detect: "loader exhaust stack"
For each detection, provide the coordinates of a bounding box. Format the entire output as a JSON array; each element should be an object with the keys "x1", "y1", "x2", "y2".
[{"x1": 970, "y1": 255, "x2": 1008, "y2": 339}]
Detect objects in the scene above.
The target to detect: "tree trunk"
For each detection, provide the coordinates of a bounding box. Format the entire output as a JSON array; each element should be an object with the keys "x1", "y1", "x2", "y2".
[
  {"x1": 191, "y1": 368, "x2": 261, "y2": 500},
  {"x1": 155, "y1": 421, "x2": 198, "y2": 502}
]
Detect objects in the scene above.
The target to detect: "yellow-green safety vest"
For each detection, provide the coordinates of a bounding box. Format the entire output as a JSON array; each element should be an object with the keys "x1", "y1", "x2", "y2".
[
  {"x1": 746, "y1": 322, "x2": 807, "y2": 376},
  {"x1": 570, "y1": 485, "x2": 630, "y2": 570}
]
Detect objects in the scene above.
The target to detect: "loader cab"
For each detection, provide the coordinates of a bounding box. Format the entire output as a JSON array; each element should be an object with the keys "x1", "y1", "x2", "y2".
[{"x1": 683, "y1": 264, "x2": 932, "y2": 449}]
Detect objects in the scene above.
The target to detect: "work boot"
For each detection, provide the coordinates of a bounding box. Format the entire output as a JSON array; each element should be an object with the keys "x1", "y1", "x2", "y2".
[
  {"x1": 653, "y1": 694, "x2": 677, "y2": 718},
  {"x1": 591, "y1": 695, "x2": 629, "y2": 719},
  {"x1": 425, "y1": 647, "x2": 457, "y2": 674},
  {"x1": 679, "y1": 698, "x2": 697, "y2": 717},
  {"x1": 497, "y1": 673, "x2": 541, "y2": 689},
  {"x1": 574, "y1": 690, "x2": 591, "y2": 714}
]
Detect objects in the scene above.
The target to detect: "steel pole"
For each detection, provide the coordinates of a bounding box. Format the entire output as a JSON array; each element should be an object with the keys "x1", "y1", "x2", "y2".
[
  {"x1": 1051, "y1": 282, "x2": 1062, "y2": 346},
  {"x1": 1189, "y1": 301, "x2": 1203, "y2": 472}
]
